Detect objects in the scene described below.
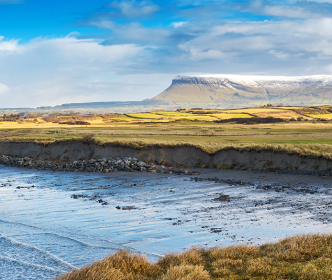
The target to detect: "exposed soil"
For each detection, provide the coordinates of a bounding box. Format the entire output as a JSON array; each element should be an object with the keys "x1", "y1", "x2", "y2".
[{"x1": 0, "y1": 140, "x2": 332, "y2": 173}]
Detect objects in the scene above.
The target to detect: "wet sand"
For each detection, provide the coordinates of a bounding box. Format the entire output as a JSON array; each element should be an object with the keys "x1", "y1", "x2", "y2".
[{"x1": 1, "y1": 166, "x2": 332, "y2": 279}]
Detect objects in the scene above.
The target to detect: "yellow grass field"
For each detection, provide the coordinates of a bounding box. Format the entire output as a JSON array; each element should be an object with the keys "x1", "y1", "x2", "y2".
[{"x1": 2, "y1": 105, "x2": 332, "y2": 157}]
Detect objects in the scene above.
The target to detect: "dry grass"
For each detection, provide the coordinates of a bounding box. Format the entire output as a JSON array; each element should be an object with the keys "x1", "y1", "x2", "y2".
[
  {"x1": 55, "y1": 234, "x2": 332, "y2": 280},
  {"x1": 6, "y1": 134, "x2": 332, "y2": 161},
  {"x1": 90, "y1": 138, "x2": 332, "y2": 160},
  {"x1": 0, "y1": 106, "x2": 331, "y2": 129},
  {"x1": 3, "y1": 107, "x2": 332, "y2": 162}
]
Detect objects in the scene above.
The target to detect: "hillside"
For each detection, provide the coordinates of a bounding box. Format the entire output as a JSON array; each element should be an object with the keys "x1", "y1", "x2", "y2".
[
  {"x1": 4, "y1": 74, "x2": 332, "y2": 114},
  {"x1": 153, "y1": 75, "x2": 332, "y2": 107}
]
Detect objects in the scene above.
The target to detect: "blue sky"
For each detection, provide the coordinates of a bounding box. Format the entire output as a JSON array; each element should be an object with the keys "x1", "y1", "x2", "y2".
[{"x1": 1, "y1": 0, "x2": 332, "y2": 107}]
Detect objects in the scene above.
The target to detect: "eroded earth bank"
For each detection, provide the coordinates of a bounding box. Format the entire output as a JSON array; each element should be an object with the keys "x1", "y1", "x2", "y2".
[{"x1": 0, "y1": 140, "x2": 332, "y2": 173}]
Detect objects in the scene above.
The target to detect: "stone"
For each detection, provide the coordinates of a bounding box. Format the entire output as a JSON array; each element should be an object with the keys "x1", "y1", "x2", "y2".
[
  {"x1": 0, "y1": 155, "x2": 193, "y2": 177},
  {"x1": 217, "y1": 195, "x2": 230, "y2": 201}
]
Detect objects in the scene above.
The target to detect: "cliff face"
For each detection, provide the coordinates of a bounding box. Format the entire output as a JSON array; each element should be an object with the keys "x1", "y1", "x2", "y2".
[
  {"x1": 0, "y1": 141, "x2": 331, "y2": 173},
  {"x1": 153, "y1": 75, "x2": 332, "y2": 107}
]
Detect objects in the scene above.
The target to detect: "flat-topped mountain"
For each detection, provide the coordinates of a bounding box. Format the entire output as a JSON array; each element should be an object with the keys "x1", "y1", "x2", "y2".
[
  {"x1": 7, "y1": 74, "x2": 332, "y2": 114},
  {"x1": 153, "y1": 75, "x2": 332, "y2": 107}
]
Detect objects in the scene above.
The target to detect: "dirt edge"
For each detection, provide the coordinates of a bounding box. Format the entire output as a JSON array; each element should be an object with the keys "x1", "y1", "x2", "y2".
[{"x1": 0, "y1": 140, "x2": 331, "y2": 173}]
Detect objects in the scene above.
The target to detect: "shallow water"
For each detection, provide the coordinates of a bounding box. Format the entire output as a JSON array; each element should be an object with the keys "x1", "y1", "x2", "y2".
[{"x1": 1, "y1": 166, "x2": 332, "y2": 279}]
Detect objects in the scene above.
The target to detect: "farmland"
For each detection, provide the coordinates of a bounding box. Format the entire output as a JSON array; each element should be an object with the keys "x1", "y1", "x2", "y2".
[{"x1": 2, "y1": 105, "x2": 332, "y2": 155}]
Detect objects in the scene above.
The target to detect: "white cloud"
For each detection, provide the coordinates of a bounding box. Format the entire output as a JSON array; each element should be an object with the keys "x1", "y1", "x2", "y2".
[
  {"x1": 269, "y1": 50, "x2": 290, "y2": 60},
  {"x1": 238, "y1": 0, "x2": 330, "y2": 19},
  {"x1": 178, "y1": 18, "x2": 332, "y2": 60},
  {"x1": 263, "y1": 5, "x2": 318, "y2": 18},
  {"x1": 0, "y1": 37, "x2": 20, "y2": 52},
  {"x1": 89, "y1": 21, "x2": 171, "y2": 44},
  {"x1": 0, "y1": 83, "x2": 9, "y2": 95},
  {"x1": 172, "y1": 21, "x2": 187, "y2": 28},
  {"x1": 188, "y1": 49, "x2": 227, "y2": 61},
  {"x1": 173, "y1": 0, "x2": 223, "y2": 6},
  {"x1": 300, "y1": 0, "x2": 332, "y2": 3},
  {"x1": 109, "y1": 0, "x2": 160, "y2": 18},
  {"x1": 0, "y1": 35, "x2": 157, "y2": 107},
  {"x1": 89, "y1": 20, "x2": 115, "y2": 29},
  {"x1": 325, "y1": 64, "x2": 332, "y2": 74}
]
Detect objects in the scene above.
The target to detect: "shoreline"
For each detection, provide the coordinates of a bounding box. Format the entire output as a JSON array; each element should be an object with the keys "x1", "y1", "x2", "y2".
[{"x1": 2, "y1": 158, "x2": 332, "y2": 279}]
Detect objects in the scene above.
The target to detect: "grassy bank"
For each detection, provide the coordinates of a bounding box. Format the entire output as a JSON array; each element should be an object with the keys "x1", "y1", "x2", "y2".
[
  {"x1": 5, "y1": 135, "x2": 332, "y2": 161},
  {"x1": 55, "y1": 234, "x2": 332, "y2": 280}
]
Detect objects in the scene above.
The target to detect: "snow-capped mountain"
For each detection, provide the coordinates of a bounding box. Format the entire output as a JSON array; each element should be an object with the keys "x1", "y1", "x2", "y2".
[{"x1": 153, "y1": 75, "x2": 332, "y2": 107}]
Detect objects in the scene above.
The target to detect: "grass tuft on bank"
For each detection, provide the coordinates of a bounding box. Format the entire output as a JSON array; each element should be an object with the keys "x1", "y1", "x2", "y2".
[
  {"x1": 55, "y1": 234, "x2": 332, "y2": 280},
  {"x1": 5, "y1": 135, "x2": 332, "y2": 161},
  {"x1": 93, "y1": 138, "x2": 332, "y2": 160},
  {"x1": 70, "y1": 136, "x2": 332, "y2": 160}
]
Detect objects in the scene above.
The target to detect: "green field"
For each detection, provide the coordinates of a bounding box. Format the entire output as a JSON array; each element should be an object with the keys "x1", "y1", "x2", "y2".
[{"x1": 2, "y1": 105, "x2": 332, "y2": 158}]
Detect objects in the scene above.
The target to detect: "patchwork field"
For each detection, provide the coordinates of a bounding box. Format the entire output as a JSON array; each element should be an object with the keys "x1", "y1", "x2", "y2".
[{"x1": 2, "y1": 105, "x2": 332, "y2": 156}]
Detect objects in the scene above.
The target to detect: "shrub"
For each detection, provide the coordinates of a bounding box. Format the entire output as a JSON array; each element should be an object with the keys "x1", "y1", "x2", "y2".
[
  {"x1": 263, "y1": 161, "x2": 273, "y2": 168},
  {"x1": 215, "y1": 117, "x2": 285, "y2": 124},
  {"x1": 82, "y1": 134, "x2": 94, "y2": 143},
  {"x1": 55, "y1": 235, "x2": 332, "y2": 280},
  {"x1": 217, "y1": 163, "x2": 232, "y2": 170}
]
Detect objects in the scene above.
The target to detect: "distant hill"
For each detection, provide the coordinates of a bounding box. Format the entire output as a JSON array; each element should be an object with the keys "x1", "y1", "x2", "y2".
[
  {"x1": 4, "y1": 74, "x2": 332, "y2": 114},
  {"x1": 153, "y1": 75, "x2": 332, "y2": 107},
  {"x1": 35, "y1": 100, "x2": 174, "y2": 113}
]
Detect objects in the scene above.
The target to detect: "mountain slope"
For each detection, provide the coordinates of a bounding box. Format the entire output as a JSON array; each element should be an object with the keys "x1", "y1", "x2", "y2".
[{"x1": 153, "y1": 75, "x2": 332, "y2": 107}]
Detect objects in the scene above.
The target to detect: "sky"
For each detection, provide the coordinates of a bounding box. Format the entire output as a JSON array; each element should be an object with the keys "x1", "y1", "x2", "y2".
[{"x1": 1, "y1": 0, "x2": 332, "y2": 108}]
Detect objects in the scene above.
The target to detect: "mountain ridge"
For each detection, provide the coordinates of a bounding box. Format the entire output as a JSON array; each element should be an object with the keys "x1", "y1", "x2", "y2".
[
  {"x1": 3, "y1": 74, "x2": 332, "y2": 113},
  {"x1": 153, "y1": 74, "x2": 332, "y2": 107}
]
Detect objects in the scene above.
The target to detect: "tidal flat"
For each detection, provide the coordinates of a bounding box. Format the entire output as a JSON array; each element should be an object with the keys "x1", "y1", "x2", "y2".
[{"x1": 0, "y1": 166, "x2": 332, "y2": 279}]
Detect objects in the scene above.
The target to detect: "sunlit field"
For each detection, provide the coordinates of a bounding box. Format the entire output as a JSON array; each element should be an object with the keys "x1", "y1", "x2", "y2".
[{"x1": 2, "y1": 105, "x2": 332, "y2": 157}]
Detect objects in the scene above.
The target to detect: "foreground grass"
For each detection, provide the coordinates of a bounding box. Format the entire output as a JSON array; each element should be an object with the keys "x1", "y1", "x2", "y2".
[{"x1": 55, "y1": 234, "x2": 332, "y2": 280}]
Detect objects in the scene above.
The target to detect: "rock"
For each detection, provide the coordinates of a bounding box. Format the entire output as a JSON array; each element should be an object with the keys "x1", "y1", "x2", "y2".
[
  {"x1": 0, "y1": 155, "x2": 193, "y2": 177},
  {"x1": 217, "y1": 195, "x2": 230, "y2": 201},
  {"x1": 121, "y1": 206, "x2": 135, "y2": 210}
]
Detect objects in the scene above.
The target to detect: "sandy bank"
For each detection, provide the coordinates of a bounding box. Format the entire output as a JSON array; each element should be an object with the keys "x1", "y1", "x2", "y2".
[{"x1": 0, "y1": 140, "x2": 331, "y2": 173}]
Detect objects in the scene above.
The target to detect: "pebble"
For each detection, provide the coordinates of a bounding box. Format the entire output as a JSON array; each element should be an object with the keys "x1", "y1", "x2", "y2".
[{"x1": 0, "y1": 155, "x2": 197, "y2": 176}]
